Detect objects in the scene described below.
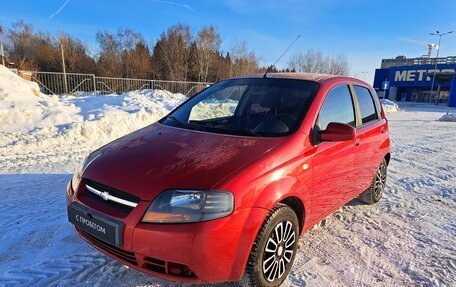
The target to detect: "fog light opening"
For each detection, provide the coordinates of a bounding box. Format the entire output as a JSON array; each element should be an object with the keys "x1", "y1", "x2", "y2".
[{"x1": 167, "y1": 262, "x2": 196, "y2": 278}]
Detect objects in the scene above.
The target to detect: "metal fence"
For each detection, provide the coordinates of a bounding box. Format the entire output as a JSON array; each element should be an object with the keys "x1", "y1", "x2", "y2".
[{"x1": 19, "y1": 70, "x2": 212, "y2": 97}]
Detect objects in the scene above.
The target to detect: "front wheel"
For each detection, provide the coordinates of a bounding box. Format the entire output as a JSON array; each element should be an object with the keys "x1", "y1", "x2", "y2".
[{"x1": 244, "y1": 204, "x2": 299, "y2": 287}]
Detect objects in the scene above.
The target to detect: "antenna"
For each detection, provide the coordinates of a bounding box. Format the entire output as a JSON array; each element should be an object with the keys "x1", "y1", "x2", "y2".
[{"x1": 263, "y1": 35, "x2": 301, "y2": 78}]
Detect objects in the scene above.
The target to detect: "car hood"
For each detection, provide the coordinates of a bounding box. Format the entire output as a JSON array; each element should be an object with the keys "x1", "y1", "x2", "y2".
[{"x1": 83, "y1": 123, "x2": 283, "y2": 201}]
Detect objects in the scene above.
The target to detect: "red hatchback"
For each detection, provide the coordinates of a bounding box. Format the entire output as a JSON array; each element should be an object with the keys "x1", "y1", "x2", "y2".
[{"x1": 67, "y1": 73, "x2": 390, "y2": 287}]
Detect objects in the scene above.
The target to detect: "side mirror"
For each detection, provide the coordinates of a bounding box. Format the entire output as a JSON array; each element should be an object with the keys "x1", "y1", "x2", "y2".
[{"x1": 320, "y1": 122, "x2": 356, "y2": 142}]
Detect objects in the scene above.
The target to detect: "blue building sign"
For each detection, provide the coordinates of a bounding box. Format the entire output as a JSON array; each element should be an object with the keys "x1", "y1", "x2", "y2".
[{"x1": 373, "y1": 61, "x2": 456, "y2": 107}]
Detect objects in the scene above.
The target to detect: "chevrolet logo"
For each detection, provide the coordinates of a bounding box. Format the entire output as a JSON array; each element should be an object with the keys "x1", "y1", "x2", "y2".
[
  {"x1": 100, "y1": 191, "x2": 110, "y2": 201},
  {"x1": 85, "y1": 184, "x2": 138, "y2": 208}
]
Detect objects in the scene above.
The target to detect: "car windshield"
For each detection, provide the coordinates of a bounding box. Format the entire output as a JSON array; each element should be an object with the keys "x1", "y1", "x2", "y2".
[{"x1": 160, "y1": 78, "x2": 319, "y2": 137}]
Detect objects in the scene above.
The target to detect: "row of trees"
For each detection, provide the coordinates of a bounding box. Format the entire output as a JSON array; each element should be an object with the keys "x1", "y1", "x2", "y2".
[
  {"x1": 2, "y1": 20, "x2": 350, "y2": 82},
  {"x1": 287, "y1": 49, "x2": 350, "y2": 75},
  {"x1": 6, "y1": 21, "x2": 96, "y2": 74}
]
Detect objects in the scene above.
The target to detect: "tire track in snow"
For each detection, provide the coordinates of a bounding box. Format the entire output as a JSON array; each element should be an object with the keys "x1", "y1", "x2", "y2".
[{"x1": 0, "y1": 253, "x2": 107, "y2": 287}]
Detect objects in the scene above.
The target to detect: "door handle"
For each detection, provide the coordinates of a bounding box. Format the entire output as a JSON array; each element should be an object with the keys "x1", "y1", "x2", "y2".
[
  {"x1": 354, "y1": 139, "x2": 361, "y2": 146},
  {"x1": 380, "y1": 127, "x2": 385, "y2": 133}
]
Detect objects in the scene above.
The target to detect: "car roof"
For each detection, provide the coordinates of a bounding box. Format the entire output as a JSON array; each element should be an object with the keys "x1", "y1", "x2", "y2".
[{"x1": 232, "y1": 72, "x2": 366, "y2": 85}]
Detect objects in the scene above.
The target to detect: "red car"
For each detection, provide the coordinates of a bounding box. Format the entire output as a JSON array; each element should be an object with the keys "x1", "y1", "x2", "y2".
[{"x1": 67, "y1": 73, "x2": 390, "y2": 287}]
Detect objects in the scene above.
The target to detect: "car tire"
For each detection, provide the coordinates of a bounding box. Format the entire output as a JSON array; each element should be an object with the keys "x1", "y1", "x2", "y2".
[
  {"x1": 243, "y1": 204, "x2": 299, "y2": 287},
  {"x1": 359, "y1": 158, "x2": 388, "y2": 204}
]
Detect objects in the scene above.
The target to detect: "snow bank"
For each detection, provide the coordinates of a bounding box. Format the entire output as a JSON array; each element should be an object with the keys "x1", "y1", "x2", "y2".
[
  {"x1": 0, "y1": 67, "x2": 186, "y2": 159},
  {"x1": 381, "y1": 99, "x2": 400, "y2": 113},
  {"x1": 0, "y1": 65, "x2": 81, "y2": 133},
  {"x1": 438, "y1": 113, "x2": 456, "y2": 122},
  {"x1": 63, "y1": 89, "x2": 185, "y2": 141}
]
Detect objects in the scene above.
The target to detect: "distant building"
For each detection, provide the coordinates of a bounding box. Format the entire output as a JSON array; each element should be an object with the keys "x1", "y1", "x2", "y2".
[{"x1": 373, "y1": 56, "x2": 456, "y2": 107}]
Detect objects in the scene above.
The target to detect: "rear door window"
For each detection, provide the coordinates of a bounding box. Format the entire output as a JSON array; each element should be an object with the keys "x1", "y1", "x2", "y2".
[
  {"x1": 354, "y1": 85, "x2": 378, "y2": 124},
  {"x1": 318, "y1": 85, "x2": 355, "y2": 130}
]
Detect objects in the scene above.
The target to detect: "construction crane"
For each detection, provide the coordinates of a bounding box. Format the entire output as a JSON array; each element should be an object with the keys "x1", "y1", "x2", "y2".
[{"x1": 398, "y1": 37, "x2": 438, "y2": 59}]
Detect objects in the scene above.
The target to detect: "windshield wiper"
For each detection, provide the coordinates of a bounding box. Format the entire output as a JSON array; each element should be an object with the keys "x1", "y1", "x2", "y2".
[
  {"x1": 229, "y1": 127, "x2": 261, "y2": 137},
  {"x1": 188, "y1": 119, "x2": 222, "y2": 127},
  {"x1": 166, "y1": 115, "x2": 187, "y2": 126},
  {"x1": 173, "y1": 117, "x2": 260, "y2": 136},
  {"x1": 216, "y1": 123, "x2": 261, "y2": 137}
]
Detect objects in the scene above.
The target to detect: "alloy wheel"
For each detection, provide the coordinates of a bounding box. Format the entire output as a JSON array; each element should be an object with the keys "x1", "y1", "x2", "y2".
[
  {"x1": 374, "y1": 162, "x2": 387, "y2": 198},
  {"x1": 262, "y1": 220, "x2": 296, "y2": 282}
]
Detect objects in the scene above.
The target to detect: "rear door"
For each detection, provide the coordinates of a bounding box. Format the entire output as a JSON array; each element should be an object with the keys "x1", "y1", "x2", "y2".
[
  {"x1": 310, "y1": 84, "x2": 358, "y2": 222},
  {"x1": 350, "y1": 84, "x2": 387, "y2": 196}
]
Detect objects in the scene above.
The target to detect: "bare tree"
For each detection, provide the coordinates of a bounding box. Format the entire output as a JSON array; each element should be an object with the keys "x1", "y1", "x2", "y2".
[
  {"x1": 8, "y1": 20, "x2": 37, "y2": 70},
  {"x1": 118, "y1": 29, "x2": 143, "y2": 78},
  {"x1": 196, "y1": 25, "x2": 221, "y2": 82},
  {"x1": 288, "y1": 49, "x2": 350, "y2": 75},
  {"x1": 8, "y1": 21, "x2": 95, "y2": 73},
  {"x1": 96, "y1": 30, "x2": 122, "y2": 77},
  {"x1": 327, "y1": 54, "x2": 349, "y2": 75},
  {"x1": 57, "y1": 33, "x2": 96, "y2": 73},
  {"x1": 96, "y1": 29, "x2": 151, "y2": 78},
  {"x1": 229, "y1": 41, "x2": 259, "y2": 77},
  {"x1": 34, "y1": 33, "x2": 59, "y2": 71}
]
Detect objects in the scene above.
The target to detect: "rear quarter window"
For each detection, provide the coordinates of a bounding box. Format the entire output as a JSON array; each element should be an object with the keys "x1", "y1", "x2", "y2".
[{"x1": 354, "y1": 85, "x2": 378, "y2": 124}]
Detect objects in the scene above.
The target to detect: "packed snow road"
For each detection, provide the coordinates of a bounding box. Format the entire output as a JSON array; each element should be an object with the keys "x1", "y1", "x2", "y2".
[{"x1": 0, "y1": 103, "x2": 455, "y2": 287}]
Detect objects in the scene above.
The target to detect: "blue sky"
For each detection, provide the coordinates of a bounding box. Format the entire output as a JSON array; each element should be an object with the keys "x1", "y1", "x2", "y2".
[{"x1": 2, "y1": 0, "x2": 456, "y2": 82}]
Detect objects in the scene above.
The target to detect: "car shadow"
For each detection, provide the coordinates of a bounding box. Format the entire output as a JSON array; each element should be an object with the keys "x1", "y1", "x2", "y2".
[{"x1": 344, "y1": 198, "x2": 364, "y2": 207}]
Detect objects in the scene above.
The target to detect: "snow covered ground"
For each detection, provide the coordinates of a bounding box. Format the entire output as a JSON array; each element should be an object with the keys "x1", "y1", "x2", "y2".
[{"x1": 0, "y1": 71, "x2": 455, "y2": 286}]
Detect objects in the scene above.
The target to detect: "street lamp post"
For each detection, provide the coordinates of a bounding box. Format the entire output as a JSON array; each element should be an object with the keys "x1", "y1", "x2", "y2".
[{"x1": 429, "y1": 30, "x2": 453, "y2": 105}]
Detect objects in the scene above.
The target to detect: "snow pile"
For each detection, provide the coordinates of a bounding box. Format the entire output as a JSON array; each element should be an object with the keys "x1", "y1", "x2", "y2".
[
  {"x1": 438, "y1": 113, "x2": 456, "y2": 122},
  {"x1": 0, "y1": 67, "x2": 186, "y2": 164},
  {"x1": 0, "y1": 65, "x2": 81, "y2": 133},
  {"x1": 0, "y1": 90, "x2": 186, "y2": 163},
  {"x1": 381, "y1": 99, "x2": 400, "y2": 113},
  {"x1": 63, "y1": 89, "x2": 185, "y2": 141}
]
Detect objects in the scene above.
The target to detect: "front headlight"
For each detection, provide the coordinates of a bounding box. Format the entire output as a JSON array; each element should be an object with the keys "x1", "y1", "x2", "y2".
[
  {"x1": 71, "y1": 154, "x2": 94, "y2": 192},
  {"x1": 142, "y1": 190, "x2": 234, "y2": 223}
]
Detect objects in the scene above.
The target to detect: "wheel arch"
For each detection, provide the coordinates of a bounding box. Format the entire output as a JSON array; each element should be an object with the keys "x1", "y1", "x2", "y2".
[
  {"x1": 279, "y1": 196, "x2": 305, "y2": 234},
  {"x1": 249, "y1": 175, "x2": 309, "y2": 235},
  {"x1": 384, "y1": 152, "x2": 391, "y2": 165}
]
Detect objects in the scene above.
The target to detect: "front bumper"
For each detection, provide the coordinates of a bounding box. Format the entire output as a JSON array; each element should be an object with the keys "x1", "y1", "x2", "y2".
[{"x1": 67, "y1": 182, "x2": 268, "y2": 283}]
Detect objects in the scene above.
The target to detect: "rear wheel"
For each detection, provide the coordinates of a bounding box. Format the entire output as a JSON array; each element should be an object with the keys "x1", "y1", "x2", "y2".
[
  {"x1": 243, "y1": 204, "x2": 299, "y2": 287},
  {"x1": 359, "y1": 158, "x2": 388, "y2": 204}
]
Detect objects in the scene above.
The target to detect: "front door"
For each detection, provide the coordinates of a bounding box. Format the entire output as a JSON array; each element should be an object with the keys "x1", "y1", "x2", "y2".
[{"x1": 309, "y1": 84, "x2": 358, "y2": 223}]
